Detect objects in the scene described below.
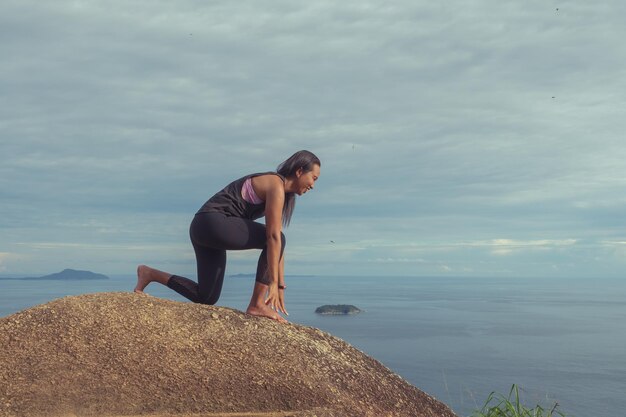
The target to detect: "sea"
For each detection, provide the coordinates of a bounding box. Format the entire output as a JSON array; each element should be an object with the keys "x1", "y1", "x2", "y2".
[{"x1": 1, "y1": 274, "x2": 625, "y2": 417}]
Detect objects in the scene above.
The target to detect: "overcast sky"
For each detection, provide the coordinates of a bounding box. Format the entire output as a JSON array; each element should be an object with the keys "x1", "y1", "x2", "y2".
[{"x1": 1, "y1": 0, "x2": 625, "y2": 279}]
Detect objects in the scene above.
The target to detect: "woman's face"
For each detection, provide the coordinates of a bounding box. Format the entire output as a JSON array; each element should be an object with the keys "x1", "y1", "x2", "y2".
[{"x1": 296, "y1": 164, "x2": 320, "y2": 196}]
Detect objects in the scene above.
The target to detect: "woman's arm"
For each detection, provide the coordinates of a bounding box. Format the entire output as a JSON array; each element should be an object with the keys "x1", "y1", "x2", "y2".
[
  {"x1": 259, "y1": 175, "x2": 286, "y2": 315},
  {"x1": 278, "y1": 253, "x2": 288, "y2": 315},
  {"x1": 279, "y1": 253, "x2": 285, "y2": 287}
]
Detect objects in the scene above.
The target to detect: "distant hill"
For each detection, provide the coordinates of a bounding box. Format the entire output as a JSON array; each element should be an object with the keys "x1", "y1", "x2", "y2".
[
  {"x1": 12, "y1": 269, "x2": 109, "y2": 281},
  {"x1": 228, "y1": 273, "x2": 257, "y2": 278}
]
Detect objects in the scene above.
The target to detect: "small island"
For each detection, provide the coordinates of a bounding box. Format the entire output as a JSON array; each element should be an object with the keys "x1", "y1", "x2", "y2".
[{"x1": 315, "y1": 304, "x2": 362, "y2": 315}]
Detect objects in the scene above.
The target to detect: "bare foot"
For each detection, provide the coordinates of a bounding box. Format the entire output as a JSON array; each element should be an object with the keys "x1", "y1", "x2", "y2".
[
  {"x1": 246, "y1": 304, "x2": 288, "y2": 323},
  {"x1": 134, "y1": 265, "x2": 153, "y2": 293}
]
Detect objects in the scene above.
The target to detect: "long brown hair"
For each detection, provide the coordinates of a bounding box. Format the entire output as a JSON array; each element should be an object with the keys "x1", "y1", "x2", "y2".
[{"x1": 276, "y1": 150, "x2": 321, "y2": 227}]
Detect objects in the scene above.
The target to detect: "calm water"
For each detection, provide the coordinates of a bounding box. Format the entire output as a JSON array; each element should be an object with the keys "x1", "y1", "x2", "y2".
[{"x1": 1, "y1": 274, "x2": 625, "y2": 417}]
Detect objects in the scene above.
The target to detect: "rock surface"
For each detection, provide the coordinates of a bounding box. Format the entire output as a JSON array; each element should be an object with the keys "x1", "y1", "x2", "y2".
[
  {"x1": 315, "y1": 305, "x2": 362, "y2": 315},
  {"x1": 0, "y1": 292, "x2": 457, "y2": 417}
]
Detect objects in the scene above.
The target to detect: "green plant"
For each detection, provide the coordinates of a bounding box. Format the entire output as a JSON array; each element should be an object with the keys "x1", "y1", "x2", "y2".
[{"x1": 470, "y1": 384, "x2": 566, "y2": 417}]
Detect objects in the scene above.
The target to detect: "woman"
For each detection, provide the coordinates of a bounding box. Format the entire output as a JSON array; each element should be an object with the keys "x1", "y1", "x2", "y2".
[{"x1": 134, "y1": 150, "x2": 321, "y2": 323}]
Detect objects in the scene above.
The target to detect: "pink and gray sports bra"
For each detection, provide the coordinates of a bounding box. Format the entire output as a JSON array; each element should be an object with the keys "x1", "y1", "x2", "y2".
[{"x1": 241, "y1": 177, "x2": 263, "y2": 204}]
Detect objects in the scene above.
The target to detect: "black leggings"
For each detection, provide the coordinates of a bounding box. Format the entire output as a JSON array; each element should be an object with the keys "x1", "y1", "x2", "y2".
[{"x1": 167, "y1": 212, "x2": 285, "y2": 305}]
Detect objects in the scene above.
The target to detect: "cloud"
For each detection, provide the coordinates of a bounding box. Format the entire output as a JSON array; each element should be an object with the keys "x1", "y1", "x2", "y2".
[
  {"x1": 1, "y1": 0, "x2": 625, "y2": 277},
  {"x1": 487, "y1": 239, "x2": 578, "y2": 256},
  {"x1": 368, "y1": 257, "x2": 427, "y2": 264}
]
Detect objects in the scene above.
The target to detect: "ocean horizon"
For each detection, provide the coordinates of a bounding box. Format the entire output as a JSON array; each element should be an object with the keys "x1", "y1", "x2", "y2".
[{"x1": 1, "y1": 273, "x2": 624, "y2": 417}]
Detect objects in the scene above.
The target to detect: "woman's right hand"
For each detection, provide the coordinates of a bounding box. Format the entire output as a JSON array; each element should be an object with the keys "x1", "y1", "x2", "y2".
[{"x1": 265, "y1": 283, "x2": 288, "y2": 318}]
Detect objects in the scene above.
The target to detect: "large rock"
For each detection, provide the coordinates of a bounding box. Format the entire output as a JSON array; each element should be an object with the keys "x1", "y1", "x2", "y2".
[{"x1": 0, "y1": 292, "x2": 457, "y2": 417}]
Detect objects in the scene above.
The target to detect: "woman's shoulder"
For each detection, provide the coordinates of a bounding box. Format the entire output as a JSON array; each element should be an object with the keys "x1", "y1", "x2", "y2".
[
  {"x1": 249, "y1": 172, "x2": 285, "y2": 186},
  {"x1": 250, "y1": 172, "x2": 284, "y2": 199}
]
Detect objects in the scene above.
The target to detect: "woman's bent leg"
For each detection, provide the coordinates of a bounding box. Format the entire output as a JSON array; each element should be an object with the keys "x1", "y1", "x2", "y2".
[
  {"x1": 196, "y1": 245, "x2": 227, "y2": 305},
  {"x1": 166, "y1": 244, "x2": 226, "y2": 305},
  {"x1": 136, "y1": 214, "x2": 231, "y2": 304},
  {"x1": 163, "y1": 213, "x2": 287, "y2": 317}
]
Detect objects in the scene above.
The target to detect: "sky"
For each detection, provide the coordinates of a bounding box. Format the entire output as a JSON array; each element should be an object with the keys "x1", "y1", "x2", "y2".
[{"x1": 1, "y1": 0, "x2": 625, "y2": 279}]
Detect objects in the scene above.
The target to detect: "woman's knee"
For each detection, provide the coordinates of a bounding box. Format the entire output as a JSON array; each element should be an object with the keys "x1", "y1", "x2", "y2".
[
  {"x1": 199, "y1": 293, "x2": 220, "y2": 305},
  {"x1": 197, "y1": 281, "x2": 223, "y2": 305}
]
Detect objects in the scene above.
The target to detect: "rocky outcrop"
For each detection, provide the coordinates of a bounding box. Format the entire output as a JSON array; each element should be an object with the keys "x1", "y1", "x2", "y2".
[
  {"x1": 0, "y1": 292, "x2": 456, "y2": 417},
  {"x1": 315, "y1": 305, "x2": 362, "y2": 315}
]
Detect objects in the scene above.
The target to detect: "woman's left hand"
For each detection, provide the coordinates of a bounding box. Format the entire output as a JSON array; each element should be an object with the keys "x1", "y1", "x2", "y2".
[{"x1": 277, "y1": 287, "x2": 288, "y2": 316}]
